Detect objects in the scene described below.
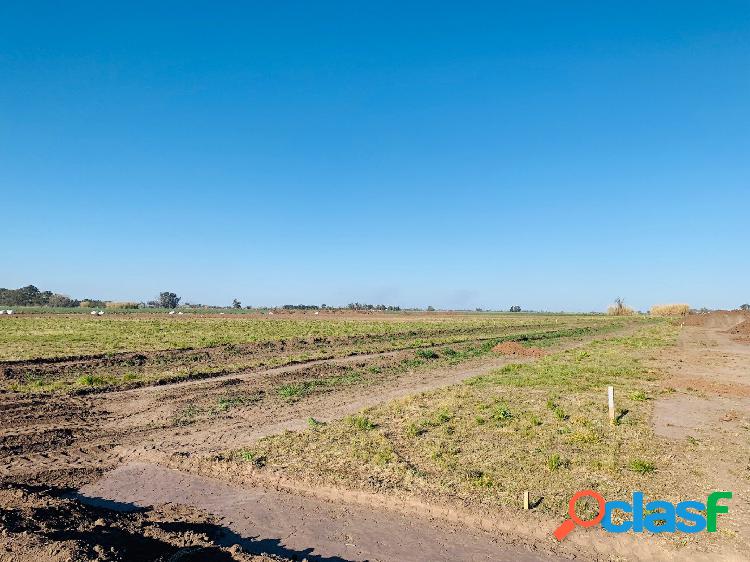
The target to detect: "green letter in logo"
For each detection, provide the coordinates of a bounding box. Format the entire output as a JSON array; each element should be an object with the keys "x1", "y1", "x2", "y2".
[{"x1": 706, "y1": 491, "x2": 732, "y2": 532}]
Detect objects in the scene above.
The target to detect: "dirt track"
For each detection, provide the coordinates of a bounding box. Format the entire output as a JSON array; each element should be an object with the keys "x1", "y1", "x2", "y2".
[
  {"x1": 0, "y1": 347, "x2": 531, "y2": 489},
  {"x1": 80, "y1": 462, "x2": 554, "y2": 562},
  {"x1": 652, "y1": 315, "x2": 750, "y2": 554}
]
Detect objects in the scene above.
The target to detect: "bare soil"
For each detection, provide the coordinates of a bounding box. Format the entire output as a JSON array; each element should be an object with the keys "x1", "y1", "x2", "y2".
[
  {"x1": 652, "y1": 317, "x2": 750, "y2": 557},
  {"x1": 491, "y1": 341, "x2": 546, "y2": 357},
  {"x1": 0, "y1": 482, "x2": 283, "y2": 562},
  {"x1": 79, "y1": 462, "x2": 555, "y2": 562},
  {"x1": 682, "y1": 310, "x2": 750, "y2": 329}
]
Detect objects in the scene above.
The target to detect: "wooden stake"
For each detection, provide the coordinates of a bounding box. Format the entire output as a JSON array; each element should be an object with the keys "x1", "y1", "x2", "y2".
[
  {"x1": 523, "y1": 490, "x2": 530, "y2": 510},
  {"x1": 608, "y1": 385, "x2": 615, "y2": 424}
]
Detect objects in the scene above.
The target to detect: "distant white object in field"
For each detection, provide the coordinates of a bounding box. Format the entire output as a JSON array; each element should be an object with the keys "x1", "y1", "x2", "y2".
[
  {"x1": 268, "y1": 311, "x2": 274, "y2": 315},
  {"x1": 177, "y1": 311, "x2": 184, "y2": 315},
  {"x1": 169, "y1": 310, "x2": 175, "y2": 315},
  {"x1": 97, "y1": 311, "x2": 104, "y2": 315},
  {"x1": 0, "y1": 311, "x2": 4, "y2": 315},
  {"x1": 6, "y1": 310, "x2": 13, "y2": 315},
  {"x1": 314, "y1": 311, "x2": 319, "y2": 315},
  {"x1": 220, "y1": 312, "x2": 225, "y2": 315},
  {"x1": 90, "y1": 311, "x2": 98, "y2": 315}
]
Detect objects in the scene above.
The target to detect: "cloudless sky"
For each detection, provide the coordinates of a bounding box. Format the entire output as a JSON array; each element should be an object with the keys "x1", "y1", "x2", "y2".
[{"x1": 1, "y1": 1, "x2": 748, "y2": 311}]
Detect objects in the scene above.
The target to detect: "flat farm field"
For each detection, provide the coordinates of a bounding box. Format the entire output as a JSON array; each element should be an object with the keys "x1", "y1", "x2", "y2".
[{"x1": 0, "y1": 312, "x2": 627, "y2": 361}]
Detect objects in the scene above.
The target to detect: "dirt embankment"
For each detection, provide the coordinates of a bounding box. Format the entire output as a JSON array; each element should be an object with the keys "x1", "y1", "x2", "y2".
[
  {"x1": 682, "y1": 310, "x2": 750, "y2": 344},
  {"x1": 724, "y1": 319, "x2": 750, "y2": 343},
  {"x1": 682, "y1": 310, "x2": 750, "y2": 329}
]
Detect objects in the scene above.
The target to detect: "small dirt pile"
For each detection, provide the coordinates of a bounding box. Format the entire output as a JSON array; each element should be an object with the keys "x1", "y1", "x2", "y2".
[
  {"x1": 725, "y1": 319, "x2": 750, "y2": 344},
  {"x1": 0, "y1": 483, "x2": 285, "y2": 562},
  {"x1": 491, "y1": 341, "x2": 546, "y2": 358}
]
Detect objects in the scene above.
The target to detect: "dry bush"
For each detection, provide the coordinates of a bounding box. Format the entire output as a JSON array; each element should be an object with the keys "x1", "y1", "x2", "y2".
[
  {"x1": 607, "y1": 305, "x2": 635, "y2": 316},
  {"x1": 650, "y1": 304, "x2": 690, "y2": 316},
  {"x1": 607, "y1": 298, "x2": 635, "y2": 316},
  {"x1": 105, "y1": 301, "x2": 140, "y2": 309}
]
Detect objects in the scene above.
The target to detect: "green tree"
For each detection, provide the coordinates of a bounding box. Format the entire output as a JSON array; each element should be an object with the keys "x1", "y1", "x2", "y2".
[{"x1": 157, "y1": 292, "x2": 181, "y2": 309}]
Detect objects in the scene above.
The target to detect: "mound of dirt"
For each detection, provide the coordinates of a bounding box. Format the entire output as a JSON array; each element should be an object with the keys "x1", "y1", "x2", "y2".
[
  {"x1": 491, "y1": 341, "x2": 546, "y2": 358},
  {"x1": 0, "y1": 483, "x2": 286, "y2": 562},
  {"x1": 725, "y1": 319, "x2": 750, "y2": 343},
  {"x1": 682, "y1": 310, "x2": 750, "y2": 329}
]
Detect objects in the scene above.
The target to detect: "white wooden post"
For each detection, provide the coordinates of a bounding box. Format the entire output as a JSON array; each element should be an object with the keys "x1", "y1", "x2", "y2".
[
  {"x1": 608, "y1": 385, "x2": 615, "y2": 424},
  {"x1": 524, "y1": 490, "x2": 530, "y2": 510}
]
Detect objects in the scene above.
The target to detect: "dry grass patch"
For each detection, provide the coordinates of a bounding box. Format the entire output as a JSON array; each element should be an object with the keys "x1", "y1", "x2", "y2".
[{"x1": 650, "y1": 303, "x2": 690, "y2": 316}]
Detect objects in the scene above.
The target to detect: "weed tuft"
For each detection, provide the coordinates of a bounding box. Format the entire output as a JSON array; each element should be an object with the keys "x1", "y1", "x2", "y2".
[
  {"x1": 347, "y1": 415, "x2": 376, "y2": 431},
  {"x1": 629, "y1": 459, "x2": 656, "y2": 474}
]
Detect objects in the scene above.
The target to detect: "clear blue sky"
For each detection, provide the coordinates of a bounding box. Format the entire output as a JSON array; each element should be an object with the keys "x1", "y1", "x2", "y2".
[{"x1": 1, "y1": 2, "x2": 748, "y2": 311}]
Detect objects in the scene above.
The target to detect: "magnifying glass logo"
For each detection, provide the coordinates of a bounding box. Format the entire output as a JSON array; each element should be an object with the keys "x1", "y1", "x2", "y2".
[{"x1": 553, "y1": 490, "x2": 606, "y2": 541}]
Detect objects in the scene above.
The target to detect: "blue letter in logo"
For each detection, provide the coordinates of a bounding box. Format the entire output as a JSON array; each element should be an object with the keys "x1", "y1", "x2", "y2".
[{"x1": 676, "y1": 501, "x2": 707, "y2": 533}]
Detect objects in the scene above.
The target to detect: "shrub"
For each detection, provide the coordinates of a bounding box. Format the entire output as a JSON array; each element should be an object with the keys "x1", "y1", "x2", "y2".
[
  {"x1": 415, "y1": 349, "x2": 439, "y2": 360},
  {"x1": 650, "y1": 304, "x2": 690, "y2": 316}
]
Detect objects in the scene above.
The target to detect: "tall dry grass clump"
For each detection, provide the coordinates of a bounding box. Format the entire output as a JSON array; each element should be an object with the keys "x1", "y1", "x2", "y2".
[
  {"x1": 650, "y1": 304, "x2": 690, "y2": 316},
  {"x1": 607, "y1": 304, "x2": 636, "y2": 316},
  {"x1": 607, "y1": 297, "x2": 636, "y2": 316},
  {"x1": 106, "y1": 301, "x2": 140, "y2": 309}
]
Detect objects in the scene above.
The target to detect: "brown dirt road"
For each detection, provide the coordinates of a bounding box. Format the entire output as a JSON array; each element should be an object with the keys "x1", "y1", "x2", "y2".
[
  {"x1": 653, "y1": 315, "x2": 750, "y2": 557},
  {"x1": 80, "y1": 462, "x2": 555, "y2": 562}
]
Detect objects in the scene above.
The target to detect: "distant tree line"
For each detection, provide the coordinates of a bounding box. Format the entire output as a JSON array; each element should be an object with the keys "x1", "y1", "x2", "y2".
[
  {"x1": 346, "y1": 303, "x2": 402, "y2": 311},
  {"x1": 0, "y1": 285, "x2": 83, "y2": 307},
  {"x1": 0, "y1": 285, "x2": 182, "y2": 310}
]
